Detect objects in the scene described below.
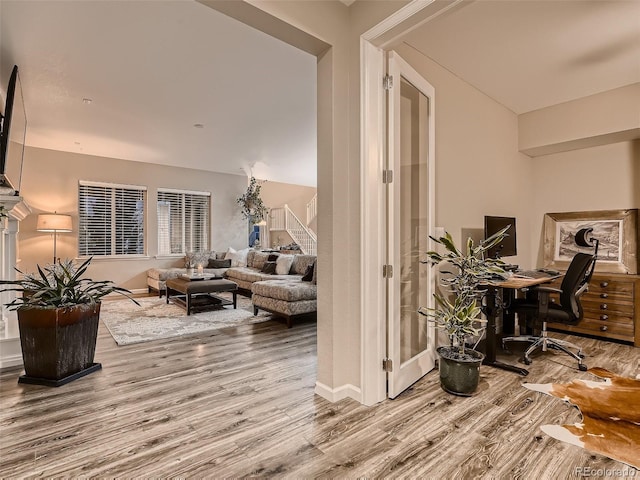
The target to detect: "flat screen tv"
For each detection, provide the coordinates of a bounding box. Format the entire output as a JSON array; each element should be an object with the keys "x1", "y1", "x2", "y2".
[
  {"x1": 484, "y1": 215, "x2": 517, "y2": 259},
  {"x1": 0, "y1": 65, "x2": 27, "y2": 195}
]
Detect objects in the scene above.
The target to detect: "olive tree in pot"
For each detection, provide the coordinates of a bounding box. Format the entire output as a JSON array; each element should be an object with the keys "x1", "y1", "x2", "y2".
[
  {"x1": 0, "y1": 257, "x2": 138, "y2": 386},
  {"x1": 419, "y1": 228, "x2": 509, "y2": 396}
]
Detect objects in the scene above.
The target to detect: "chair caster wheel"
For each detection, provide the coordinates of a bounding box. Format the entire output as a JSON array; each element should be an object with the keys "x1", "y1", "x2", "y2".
[
  {"x1": 578, "y1": 364, "x2": 588, "y2": 371},
  {"x1": 578, "y1": 353, "x2": 585, "y2": 359},
  {"x1": 523, "y1": 358, "x2": 532, "y2": 366}
]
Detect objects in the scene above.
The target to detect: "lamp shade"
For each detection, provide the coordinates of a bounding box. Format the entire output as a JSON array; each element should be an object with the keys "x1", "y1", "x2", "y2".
[{"x1": 37, "y1": 213, "x2": 73, "y2": 232}]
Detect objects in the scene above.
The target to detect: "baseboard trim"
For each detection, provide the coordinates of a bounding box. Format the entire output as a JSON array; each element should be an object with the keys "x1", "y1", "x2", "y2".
[
  {"x1": 315, "y1": 381, "x2": 362, "y2": 403},
  {"x1": 105, "y1": 288, "x2": 148, "y2": 298}
]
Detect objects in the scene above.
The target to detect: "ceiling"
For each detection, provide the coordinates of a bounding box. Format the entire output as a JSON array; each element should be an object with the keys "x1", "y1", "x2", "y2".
[
  {"x1": 400, "y1": 0, "x2": 640, "y2": 114},
  {"x1": 0, "y1": 0, "x2": 317, "y2": 186},
  {"x1": 1, "y1": 0, "x2": 638, "y2": 187}
]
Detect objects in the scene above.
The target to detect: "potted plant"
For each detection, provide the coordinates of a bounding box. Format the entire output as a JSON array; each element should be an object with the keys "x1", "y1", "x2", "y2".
[
  {"x1": 419, "y1": 227, "x2": 509, "y2": 396},
  {"x1": 0, "y1": 257, "x2": 138, "y2": 386},
  {"x1": 237, "y1": 176, "x2": 268, "y2": 224}
]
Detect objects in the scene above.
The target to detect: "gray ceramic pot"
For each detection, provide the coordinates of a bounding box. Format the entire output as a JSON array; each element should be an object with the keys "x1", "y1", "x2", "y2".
[{"x1": 436, "y1": 345, "x2": 485, "y2": 396}]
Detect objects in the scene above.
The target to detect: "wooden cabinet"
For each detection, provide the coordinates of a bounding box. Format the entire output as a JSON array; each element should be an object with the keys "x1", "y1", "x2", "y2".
[{"x1": 547, "y1": 273, "x2": 640, "y2": 347}]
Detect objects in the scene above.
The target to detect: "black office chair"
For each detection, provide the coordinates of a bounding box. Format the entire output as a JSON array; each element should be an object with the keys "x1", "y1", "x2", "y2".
[{"x1": 502, "y1": 228, "x2": 599, "y2": 371}]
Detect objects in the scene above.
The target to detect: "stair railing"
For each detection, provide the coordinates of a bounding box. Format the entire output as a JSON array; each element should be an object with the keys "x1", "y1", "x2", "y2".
[
  {"x1": 268, "y1": 204, "x2": 317, "y2": 256},
  {"x1": 306, "y1": 193, "x2": 317, "y2": 226}
]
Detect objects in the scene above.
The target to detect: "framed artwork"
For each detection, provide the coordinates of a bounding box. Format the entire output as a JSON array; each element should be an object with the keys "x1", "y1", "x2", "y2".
[{"x1": 543, "y1": 209, "x2": 638, "y2": 274}]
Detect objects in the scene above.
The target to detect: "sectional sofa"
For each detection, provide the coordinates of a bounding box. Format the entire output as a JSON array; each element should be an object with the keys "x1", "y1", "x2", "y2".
[{"x1": 147, "y1": 248, "x2": 317, "y2": 327}]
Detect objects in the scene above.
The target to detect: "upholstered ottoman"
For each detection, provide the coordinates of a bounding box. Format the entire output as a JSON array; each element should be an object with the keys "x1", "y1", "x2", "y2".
[
  {"x1": 166, "y1": 277, "x2": 238, "y2": 315},
  {"x1": 251, "y1": 279, "x2": 317, "y2": 327}
]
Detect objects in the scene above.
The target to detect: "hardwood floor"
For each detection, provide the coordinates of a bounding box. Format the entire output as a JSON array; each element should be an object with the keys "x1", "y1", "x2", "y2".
[{"x1": 1, "y1": 306, "x2": 639, "y2": 478}]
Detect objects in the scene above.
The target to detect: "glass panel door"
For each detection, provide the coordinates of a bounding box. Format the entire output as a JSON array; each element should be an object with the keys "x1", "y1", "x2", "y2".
[{"x1": 387, "y1": 51, "x2": 436, "y2": 399}]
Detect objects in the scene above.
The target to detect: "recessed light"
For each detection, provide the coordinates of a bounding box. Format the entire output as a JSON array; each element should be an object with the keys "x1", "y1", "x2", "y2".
[
  {"x1": 82, "y1": 98, "x2": 92, "y2": 104},
  {"x1": 193, "y1": 123, "x2": 204, "y2": 129}
]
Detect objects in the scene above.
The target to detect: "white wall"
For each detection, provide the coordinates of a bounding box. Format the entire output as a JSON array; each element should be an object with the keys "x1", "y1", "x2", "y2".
[
  {"x1": 18, "y1": 146, "x2": 248, "y2": 290},
  {"x1": 530, "y1": 140, "x2": 640, "y2": 266},
  {"x1": 260, "y1": 180, "x2": 316, "y2": 224},
  {"x1": 519, "y1": 83, "x2": 640, "y2": 156},
  {"x1": 395, "y1": 43, "x2": 535, "y2": 268}
]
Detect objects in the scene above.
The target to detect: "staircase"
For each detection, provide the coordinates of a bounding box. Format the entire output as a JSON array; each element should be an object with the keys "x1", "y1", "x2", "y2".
[{"x1": 269, "y1": 204, "x2": 317, "y2": 256}]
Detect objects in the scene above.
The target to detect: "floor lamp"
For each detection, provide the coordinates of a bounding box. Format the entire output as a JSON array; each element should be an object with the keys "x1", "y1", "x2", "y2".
[{"x1": 37, "y1": 213, "x2": 73, "y2": 264}]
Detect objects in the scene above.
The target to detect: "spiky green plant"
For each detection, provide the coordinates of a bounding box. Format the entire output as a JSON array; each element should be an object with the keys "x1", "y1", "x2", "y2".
[
  {"x1": 418, "y1": 227, "x2": 510, "y2": 356},
  {"x1": 0, "y1": 257, "x2": 139, "y2": 310}
]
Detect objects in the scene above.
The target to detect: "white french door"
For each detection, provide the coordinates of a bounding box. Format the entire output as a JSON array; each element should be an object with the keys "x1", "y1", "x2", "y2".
[{"x1": 386, "y1": 51, "x2": 437, "y2": 399}]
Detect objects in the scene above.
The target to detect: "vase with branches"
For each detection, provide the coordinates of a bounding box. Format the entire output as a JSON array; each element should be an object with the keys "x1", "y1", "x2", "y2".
[{"x1": 237, "y1": 176, "x2": 268, "y2": 224}]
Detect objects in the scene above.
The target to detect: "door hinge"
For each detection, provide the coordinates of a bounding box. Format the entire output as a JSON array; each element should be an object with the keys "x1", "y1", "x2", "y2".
[
  {"x1": 382, "y1": 358, "x2": 393, "y2": 372},
  {"x1": 383, "y1": 264, "x2": 394, "y2": 278},
  {"x1": 382, "y1": 169, "x2": 393, "y2": 184},
  {"x1": 383, "y1": 74, "x2": 393, "y2": 90}
]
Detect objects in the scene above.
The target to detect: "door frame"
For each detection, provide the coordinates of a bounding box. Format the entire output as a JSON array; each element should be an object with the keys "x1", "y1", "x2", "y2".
[{"x1": 360, "y1": 0, "x2": 461, "y2": 405}]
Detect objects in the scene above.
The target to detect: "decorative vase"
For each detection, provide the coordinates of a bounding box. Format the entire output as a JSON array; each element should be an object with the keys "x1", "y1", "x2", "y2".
[
  {"x1": 436, "y1": 345, "x2": 484, "y2": 396},
  {"x1": 17, "y1": 303, "x2": 102, "y2": 386}
]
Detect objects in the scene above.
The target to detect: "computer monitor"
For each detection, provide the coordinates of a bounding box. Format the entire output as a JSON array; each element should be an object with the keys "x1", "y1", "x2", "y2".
[{"x1": 484, "y1": 216, "x2": 517, "y2": 258}]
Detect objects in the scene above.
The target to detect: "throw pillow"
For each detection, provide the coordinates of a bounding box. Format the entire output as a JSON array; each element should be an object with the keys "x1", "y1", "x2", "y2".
[
  {"x1": 261, "y1": 261, "x2": 277, "y2": 274},
  {"x1": 225, "y1": 247, "x2": 250, "y2": 267},
  {"x1": 267, "y1": 253, "x2": 279, "y2": 262},
  {"x1": 251, "y1": 251, "x2": 270, "y2": 270},
  {"x1": 275, "y1": 254, "x2": 295, "y2": 275},
  {"x1": 301, "y1": 262, "x2": 314, "y2": 282},
  {"x1": 233, "y1": 247, "x2": 250, "y2": 267},
  {"x1": 207, "y1": 258, "x2": 231, "y2": 269}
]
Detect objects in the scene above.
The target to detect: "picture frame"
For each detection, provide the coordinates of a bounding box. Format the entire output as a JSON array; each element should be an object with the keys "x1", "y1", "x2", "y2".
[{"x1": 543, "y1": 209, "x2": 638, "y2": 274}]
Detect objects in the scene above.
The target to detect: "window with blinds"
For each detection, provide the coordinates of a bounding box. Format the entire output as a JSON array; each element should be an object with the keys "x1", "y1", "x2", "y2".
[
  {"x1": 157, "y1": 189, "x2": 210, "y2": 255},
  {"x1": 78, "y1": 182, "x2": 146, "y2": 257}
]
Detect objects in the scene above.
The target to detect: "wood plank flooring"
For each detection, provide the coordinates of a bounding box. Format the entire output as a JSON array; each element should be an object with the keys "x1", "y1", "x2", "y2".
[{"x1": 1, "y1": 304, "x2": 639, "y2": 478}]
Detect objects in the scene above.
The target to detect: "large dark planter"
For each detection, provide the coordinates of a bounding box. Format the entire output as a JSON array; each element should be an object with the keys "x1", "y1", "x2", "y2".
[
  {"x1": 437, "y1": 345, "x2": 484, "y2": 396},
  {"x1": 17, "y1": 302, "x2": 102, "y2": 386}
]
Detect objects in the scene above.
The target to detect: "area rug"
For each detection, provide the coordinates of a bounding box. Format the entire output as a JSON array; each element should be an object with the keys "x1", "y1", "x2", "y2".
[
  {"x1": 101, "y1": 295, "x2": 272, "y2": 346},
  {"x1": 524, "y1": 367, "x2": 640, "y2": 469}
]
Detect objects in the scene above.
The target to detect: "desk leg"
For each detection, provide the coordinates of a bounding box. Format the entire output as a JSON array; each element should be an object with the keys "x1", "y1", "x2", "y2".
[
  {"x1": 483, "y1": 286, "x2": 529, "y2": 376},
  {"x1": 502, "y1": 288, "x2": 515, "y2": 335}
]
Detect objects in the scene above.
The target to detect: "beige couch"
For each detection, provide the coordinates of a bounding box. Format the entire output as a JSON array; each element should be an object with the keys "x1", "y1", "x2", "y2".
[
  {"x1": 224, "y1": 250, "x2": 315, "y2": 292},
  {"x1": 225, "y1": 250, "x2": 317, "y2": 327},
  {"x1": 148, "y1": 249, "x2": 318, "y2": 327}
]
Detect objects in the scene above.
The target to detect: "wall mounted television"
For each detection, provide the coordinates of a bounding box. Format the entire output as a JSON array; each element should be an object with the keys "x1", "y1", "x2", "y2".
[
  {"x1": 484, "y1": 215, "x2": 517, "y2": 259},
  {"x1": 0, "y1": 65, "x2": 27, "y2": 196}
]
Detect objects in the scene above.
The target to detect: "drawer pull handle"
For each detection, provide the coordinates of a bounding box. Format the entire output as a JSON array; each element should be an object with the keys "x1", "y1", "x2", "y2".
[
  {"x1": 600, "y1": 315, "x2": 608, "y2": 321},
  {"x1": 600, "y1": 325, "x2": 608, "y2": 332},
  {"x1": 600, "y1": 304, "x2": 608, "y2": 310},
  {"x1": 600, "y1": 282, "x2": 609, "y2": 288},
  {"x1": 600, "y1": 293, "x2": 608, "y2": 299}
]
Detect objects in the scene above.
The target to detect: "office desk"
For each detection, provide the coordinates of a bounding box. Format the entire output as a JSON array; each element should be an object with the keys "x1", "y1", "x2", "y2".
[{"x1": 482, "y1": 275, "x2": 561, "y2": 376}]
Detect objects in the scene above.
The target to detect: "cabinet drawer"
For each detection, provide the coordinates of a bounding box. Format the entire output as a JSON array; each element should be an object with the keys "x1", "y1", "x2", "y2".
[
  {"x1": 581, "y1": 299, "x2": 634, "y2": 316},
  {"x1": 583, "y1": 290, "x2": 633, "y2": 304},
  {"x1": 588, "y1": 279, "x2": 635, "y2": 297},
  {"x1": 583, "y1": 310, "x2": 635, "y2": 326},
  {"x1": 549, "y1": 320, "x2": 635, "y2": 342}
]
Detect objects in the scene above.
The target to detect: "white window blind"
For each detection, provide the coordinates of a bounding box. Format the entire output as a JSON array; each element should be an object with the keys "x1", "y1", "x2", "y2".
[
  {"x1": 78, "y1": 182, "x2": 146, "y2": 257},
  {"x1": 157, "y1": 189, "x2": 210, "y2": 255}
]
